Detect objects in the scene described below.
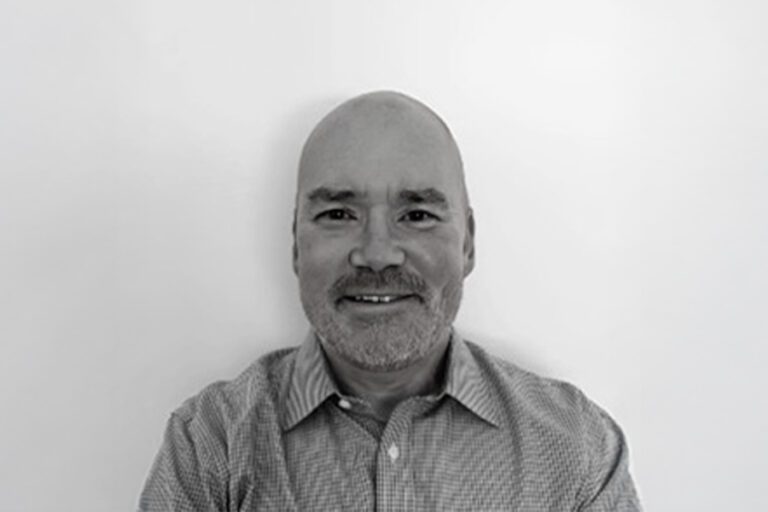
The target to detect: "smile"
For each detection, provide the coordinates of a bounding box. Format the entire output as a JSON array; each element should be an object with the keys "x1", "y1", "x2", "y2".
[
  {"x1": 337, "y1": 292, "x2": 419, "y2": 307},
  {"x1": 347, "y1": 294, "x2": 412, "y2": 304}
]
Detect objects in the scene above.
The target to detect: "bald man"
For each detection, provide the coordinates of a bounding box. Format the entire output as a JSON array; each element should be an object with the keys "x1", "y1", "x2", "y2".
[{"x1": 139, "y1": 92, "x2": 641, "y2": 511}]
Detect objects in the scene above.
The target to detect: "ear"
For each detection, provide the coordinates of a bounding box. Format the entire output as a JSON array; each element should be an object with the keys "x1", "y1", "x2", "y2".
[
  {"x1": 463, "y1": 207, "x2": 475, "y2": 277},
  {"x1": 292, "y1": 209, "x2": 299, "y2": 276}
]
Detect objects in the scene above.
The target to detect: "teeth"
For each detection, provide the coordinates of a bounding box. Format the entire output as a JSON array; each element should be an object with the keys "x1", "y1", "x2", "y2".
[{"x1": 354, "y1": 295, "x2": 397, "y2": 303}]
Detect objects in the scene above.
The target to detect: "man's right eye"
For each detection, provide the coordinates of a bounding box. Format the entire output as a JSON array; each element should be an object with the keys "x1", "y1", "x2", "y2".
[{"x1": 314, "y1": 208, "x2": 356, "y2": 222}]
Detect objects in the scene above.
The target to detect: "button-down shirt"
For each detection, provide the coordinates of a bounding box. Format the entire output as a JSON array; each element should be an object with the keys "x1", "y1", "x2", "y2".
[{"x1": 139, "y1": 332, "x2": 641, "y2": 511}]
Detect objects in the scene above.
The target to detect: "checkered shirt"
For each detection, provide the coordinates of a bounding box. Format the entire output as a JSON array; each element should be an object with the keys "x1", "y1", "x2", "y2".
[{"x1": 139, "y1": 332, "x2": 641, "y2": 511}]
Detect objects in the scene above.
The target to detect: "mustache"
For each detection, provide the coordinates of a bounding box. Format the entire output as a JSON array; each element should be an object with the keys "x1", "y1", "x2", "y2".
[{"x1": 331, "y1": 268, "x2": 427, "y2": 297}]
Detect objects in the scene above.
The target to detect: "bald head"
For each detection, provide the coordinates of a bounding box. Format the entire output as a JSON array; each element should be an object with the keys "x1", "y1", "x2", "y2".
[
  {"x1": 297, "y1": 91, "x2": 468, "y2": 209},
  {"x1": 292, "y1": 91, "x2": 475, "y2": 372}
]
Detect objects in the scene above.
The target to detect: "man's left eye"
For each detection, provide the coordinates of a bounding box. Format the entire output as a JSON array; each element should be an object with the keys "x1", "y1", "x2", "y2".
[{"x1": 401, "y1": 210, "x2": 438, "y2": 223}]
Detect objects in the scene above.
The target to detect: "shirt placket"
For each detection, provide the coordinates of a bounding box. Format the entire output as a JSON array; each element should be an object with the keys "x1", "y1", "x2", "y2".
[{"x1": 375, "y1": 401, "x2": 418, "y2": 512}]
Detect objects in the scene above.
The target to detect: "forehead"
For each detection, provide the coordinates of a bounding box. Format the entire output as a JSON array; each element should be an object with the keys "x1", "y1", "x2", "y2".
[{"x1": 297, "y1": 97, "x2": 464, "y2": 204}]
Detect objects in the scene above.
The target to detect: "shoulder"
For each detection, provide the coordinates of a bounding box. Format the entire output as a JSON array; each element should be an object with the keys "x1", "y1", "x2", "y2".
[
  {"x1": 464, "y1": 340, "x2": 641, "y2": 507},
  {"x1": 169, "y1": 347, "x2": 298, "y2": 434},
  {"x1": 464, "y1": 339, "x2": 636, "y2": 501},
  {"x1": 140, "y1": 349, "x2": 300, "y2": 509},
  {"x1": 464, "y1": 339, "x2": 624, "y2": 448},
  {"x1": 465, "y1": 340, "x2": 589, "y2": 406}
]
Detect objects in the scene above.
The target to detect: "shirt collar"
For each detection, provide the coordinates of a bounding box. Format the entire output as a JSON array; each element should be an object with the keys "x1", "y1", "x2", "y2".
[
  {"x1": 280, "y1": 332, "x2": 339, "y2": 431},
  {"x1": 280, "y1": 330, "x2": 502, "y2": 431},
  {"x1": 442, "y1": 331, "x2": 502, "y2": 427}
]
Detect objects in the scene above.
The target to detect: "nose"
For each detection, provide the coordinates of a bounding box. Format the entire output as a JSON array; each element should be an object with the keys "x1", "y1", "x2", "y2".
[{"x1": 349, "y1": 213, "x2": 405, "y2": 272}]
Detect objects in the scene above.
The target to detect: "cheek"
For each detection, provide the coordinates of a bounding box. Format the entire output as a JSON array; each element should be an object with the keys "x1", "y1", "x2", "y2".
[
  {"x1": 297, "y1": 232, "x2": 350, "y2": 281},
  {"x1": 411, "y1": 229, "x2": 465, "y2": 270}
]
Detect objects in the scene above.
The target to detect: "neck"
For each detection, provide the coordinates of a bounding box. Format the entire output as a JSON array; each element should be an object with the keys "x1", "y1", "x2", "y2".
[{"x1": 322, "y1": 335, "x2": 451, "y2": 421}]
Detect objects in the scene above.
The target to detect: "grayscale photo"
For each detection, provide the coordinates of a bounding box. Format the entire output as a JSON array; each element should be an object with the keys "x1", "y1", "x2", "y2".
[{"x1": 1, "y1": 1, "x2": 766, "y2": 511}]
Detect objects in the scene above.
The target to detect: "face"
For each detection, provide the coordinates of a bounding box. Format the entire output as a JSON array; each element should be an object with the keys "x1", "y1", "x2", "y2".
[{"x1": 293, "y1": 96, "x2": 474, "y2": 371}]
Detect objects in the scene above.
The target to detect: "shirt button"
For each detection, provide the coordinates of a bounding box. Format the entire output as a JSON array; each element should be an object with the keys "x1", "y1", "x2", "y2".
[
  {"x1": 338, "y1": 399, "x2": 351, "y2": 410},
  {"x1": 387, "y1": 444, "x2": 400, "y2": 461}
]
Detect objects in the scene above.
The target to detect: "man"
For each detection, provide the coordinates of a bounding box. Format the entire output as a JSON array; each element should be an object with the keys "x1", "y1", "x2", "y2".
[{"x1": 139, "y1": 92, "x2": 642, "y2": 511}]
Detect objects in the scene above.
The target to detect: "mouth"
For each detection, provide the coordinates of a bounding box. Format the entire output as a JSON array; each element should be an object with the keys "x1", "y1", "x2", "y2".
[
  {"x1": 336, "y1": 293, "x2": 420, "y2": 310},
  {"x1": 344, "y1": 294, "x2": 415, "y2": 304}
]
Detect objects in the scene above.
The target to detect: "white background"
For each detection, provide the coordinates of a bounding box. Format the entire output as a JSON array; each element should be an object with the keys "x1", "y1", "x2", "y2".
[{"x1": 1, "y1": 1, "x2": 766, "y2": 510}]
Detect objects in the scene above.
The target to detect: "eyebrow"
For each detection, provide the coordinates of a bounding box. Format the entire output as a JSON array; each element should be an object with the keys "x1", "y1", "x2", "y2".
[
  {"x1": 398, "y1": 188, "x2": 449, "y2": 208},
  {"x1": 306, "y1": 187, "x2": 360, "y2": 203},
  {"x1": 305, "y1": 186, "x2": 450, "y2": 208}
]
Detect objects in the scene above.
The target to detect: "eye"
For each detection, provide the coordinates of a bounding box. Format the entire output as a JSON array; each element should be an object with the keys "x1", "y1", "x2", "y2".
[
  {"x1": 315, "y1": 208, "x2": 357, "y2": 222},
  {"x1": 400, "y1": 209, "x2": 439, "y2": 224}
]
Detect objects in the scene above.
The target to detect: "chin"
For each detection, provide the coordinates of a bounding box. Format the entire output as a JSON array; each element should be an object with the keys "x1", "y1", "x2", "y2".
[{"x1": 323, "y1": 318, "x2": 446, "y2": 372}]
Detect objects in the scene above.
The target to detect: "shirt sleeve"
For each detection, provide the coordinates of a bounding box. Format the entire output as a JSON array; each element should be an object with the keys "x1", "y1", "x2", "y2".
[
  {"x1": 577, "y1": 401, "x2": 643, "y2": 512},
  {"x1": 138, "y1": 411, "x2": 229, "y2": 512}
]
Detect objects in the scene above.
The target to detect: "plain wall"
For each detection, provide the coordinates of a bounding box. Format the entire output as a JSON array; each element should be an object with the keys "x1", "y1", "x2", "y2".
[{"x1": 1, "y1": 0, "x2": 766, "y2": 510}]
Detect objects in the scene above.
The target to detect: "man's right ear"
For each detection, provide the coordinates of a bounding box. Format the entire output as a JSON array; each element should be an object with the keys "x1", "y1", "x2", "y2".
[{"x1": 292, "y1": 210, "x2": 299, "y2": 276}]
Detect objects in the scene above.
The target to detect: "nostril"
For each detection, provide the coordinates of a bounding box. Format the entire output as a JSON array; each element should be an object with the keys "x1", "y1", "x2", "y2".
[{"x1": 348, "y1": 242, "x2": 405, "y2": 270}]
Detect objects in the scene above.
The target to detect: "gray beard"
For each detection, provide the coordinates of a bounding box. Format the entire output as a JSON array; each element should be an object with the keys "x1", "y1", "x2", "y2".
[
  {"x1": 305, "y1": 284, "x2": 462, "y2": 372},
  {"x1": 320, "y1": 314, "x2": 445, "y2": 371}
]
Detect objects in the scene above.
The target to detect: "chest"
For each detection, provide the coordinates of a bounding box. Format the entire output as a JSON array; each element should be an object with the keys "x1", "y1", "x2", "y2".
[{"x1": 229, "y1": 401, "x2": 583, "y2": 511}]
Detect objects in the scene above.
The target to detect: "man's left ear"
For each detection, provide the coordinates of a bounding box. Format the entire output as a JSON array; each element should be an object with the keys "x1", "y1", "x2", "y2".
[{"x1": 463, "y1": 208, "x2": 475, "y2": 277}]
